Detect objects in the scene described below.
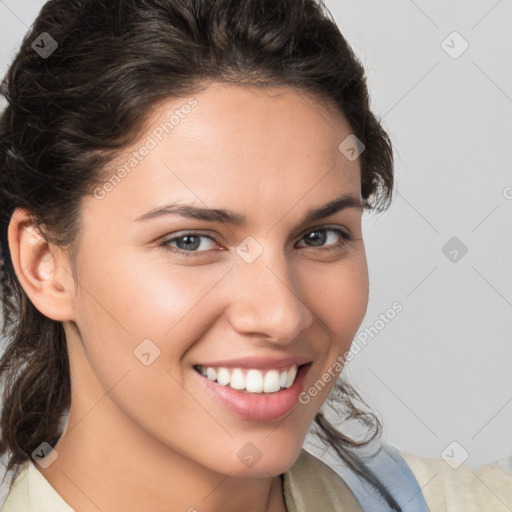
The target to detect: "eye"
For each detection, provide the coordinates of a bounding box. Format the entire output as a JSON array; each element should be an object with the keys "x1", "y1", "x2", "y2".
[
  {"x1": 296, "y1": 227, "x2": 352, "y2": 250},
  {"x1": 158, "y1": 231, "x2": 220, "y2": 257}
]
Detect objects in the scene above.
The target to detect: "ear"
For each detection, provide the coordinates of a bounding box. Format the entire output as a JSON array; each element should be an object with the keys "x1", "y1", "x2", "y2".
[{"x1": 7, "y1": 208, "x2": 76, "y2": 322}]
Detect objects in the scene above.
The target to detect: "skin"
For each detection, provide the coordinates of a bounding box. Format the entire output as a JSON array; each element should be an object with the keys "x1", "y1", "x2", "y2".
[{"x1": 8, "y1": 82, "x2": 369, "y2": 512}]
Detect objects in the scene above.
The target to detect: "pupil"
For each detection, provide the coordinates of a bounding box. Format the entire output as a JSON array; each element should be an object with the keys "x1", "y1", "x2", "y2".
[
  {"x1": 307, "y1": 231, "x2": 325, "y2": 246},
  {"x1": 179, "y1": 235, "x2": 200, "y2": 250}
]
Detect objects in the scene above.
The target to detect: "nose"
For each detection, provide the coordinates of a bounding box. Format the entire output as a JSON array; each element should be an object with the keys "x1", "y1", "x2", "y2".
[{"x1": 225, "y1": 249, "x2": 314, "y2": 344}]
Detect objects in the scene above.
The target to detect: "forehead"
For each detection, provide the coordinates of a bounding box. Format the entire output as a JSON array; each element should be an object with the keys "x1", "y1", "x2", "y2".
[
  {"x1": 90, "y1": 83, "x2": 362, "y2": 225},
  {"x1": 148, "y1": 82, "x2": 353, "y2": 161}
]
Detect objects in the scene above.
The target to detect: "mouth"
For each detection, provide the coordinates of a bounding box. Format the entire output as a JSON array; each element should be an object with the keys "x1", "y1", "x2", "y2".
[
  {"x1": 193, "y1": 363, "x2": 309, "y2": 394},
  {"x1": 193, "y1": 362, "x2": 313, "y2": 421}
]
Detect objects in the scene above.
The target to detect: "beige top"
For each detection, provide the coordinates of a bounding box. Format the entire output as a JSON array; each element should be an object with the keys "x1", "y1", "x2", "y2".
[{"x1": 400, "y1": 450, "x2": 512, "y2": 512}]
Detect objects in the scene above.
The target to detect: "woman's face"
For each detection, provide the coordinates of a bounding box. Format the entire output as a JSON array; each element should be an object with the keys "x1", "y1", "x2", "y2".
[{"x1": 58, "y1": 83, "x2": 369, "y2": 477}]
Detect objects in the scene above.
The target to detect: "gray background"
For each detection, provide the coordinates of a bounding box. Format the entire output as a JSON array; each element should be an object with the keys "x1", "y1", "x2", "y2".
[
  {"x1": 323, "y1": 0, "x2": 511, "y2": 472},
  {"x1": 0, "y1": 0, "x2": 511, "y2": 501}
]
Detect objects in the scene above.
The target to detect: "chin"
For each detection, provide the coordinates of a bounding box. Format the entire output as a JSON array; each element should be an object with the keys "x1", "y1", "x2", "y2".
[{"x1": 220, "y1": 438, "x2": 305, "y2": 478}]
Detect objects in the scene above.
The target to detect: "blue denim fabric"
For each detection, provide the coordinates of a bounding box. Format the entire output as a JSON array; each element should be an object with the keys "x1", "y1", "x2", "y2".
[{"x1": 316, "y1": 442, "x2": 431, "y2": 511}]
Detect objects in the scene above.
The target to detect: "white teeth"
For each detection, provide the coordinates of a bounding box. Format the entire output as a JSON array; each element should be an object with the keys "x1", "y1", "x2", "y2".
[
  {"x1": 206, "y1": 367, "x2": 216, "y2": 381},
  {"x1": 216, "y1": 367, "x2": 230, "y2": 386},
  {"x1": 246, "y1": 369, "x2": 263, "y2": 393},
  {"x1": 230, "y1": 369, "x2": 245, "y2": 390},
  {"x1": 279, "y1": 370, "x2": 288, "y2": 388},
  {"x1": 196, "y1": 364, "x2": 299, "y2": 393},
  {"x1": 285, "y1": 365, "x2": 298, "y2": 388},
  {"x1": 263, "y1": 370, "x2": 281, "y2": 393}
]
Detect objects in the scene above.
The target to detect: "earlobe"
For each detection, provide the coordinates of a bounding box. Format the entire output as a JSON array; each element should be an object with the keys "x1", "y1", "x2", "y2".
[{"x1": 7, "y1": 208, "x2": 76, "y2": 322}]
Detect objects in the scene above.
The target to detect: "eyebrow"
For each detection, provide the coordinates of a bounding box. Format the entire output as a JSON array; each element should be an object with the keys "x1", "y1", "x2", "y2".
[{"x1": 134, "y1": 193, "x2": 363, "y2": 225}]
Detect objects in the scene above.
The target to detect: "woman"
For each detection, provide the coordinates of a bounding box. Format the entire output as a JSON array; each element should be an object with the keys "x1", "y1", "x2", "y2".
[{"x1": 0, "y1": 1, "x2": 510, "y2": 511}]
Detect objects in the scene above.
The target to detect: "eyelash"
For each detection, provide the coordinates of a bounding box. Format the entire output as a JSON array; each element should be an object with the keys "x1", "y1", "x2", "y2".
[{"x1": 157, "y1": 226, "x2": 353, "y2": 258}]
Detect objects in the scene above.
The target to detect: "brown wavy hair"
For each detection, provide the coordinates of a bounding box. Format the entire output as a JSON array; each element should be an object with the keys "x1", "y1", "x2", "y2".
[{"x1": 0, "y1": 0, "x2": 399, "y2": 509}]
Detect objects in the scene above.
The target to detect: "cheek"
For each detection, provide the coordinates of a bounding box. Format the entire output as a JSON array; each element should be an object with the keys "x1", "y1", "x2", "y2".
[
  {"x1": 308, "y1": 253, "x2": 369, "y2": 338},
  {"x1": 70, "y1": 257, "x2": 230, "y2": 446},
  {"x1": 87, "y1": 252, "x2": 228, "y2": 333},
  {"x1": 301, "y1": 255, "x2": 368, "y2": 403},
  {"x1": 72, "y1": 254, "x2": 231, "y2": 386}
]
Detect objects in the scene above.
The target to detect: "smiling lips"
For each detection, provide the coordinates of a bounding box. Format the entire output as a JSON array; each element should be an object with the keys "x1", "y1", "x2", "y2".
[
  {"x1": 192, "y1": 355, "x2": 313, "y2": 420},
  {"x1": 194, "y1": 364, "x2": 299, "y2": 393},
  {"x1": 195, "y1": 360, "x2": 313, "y2": 421}
]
